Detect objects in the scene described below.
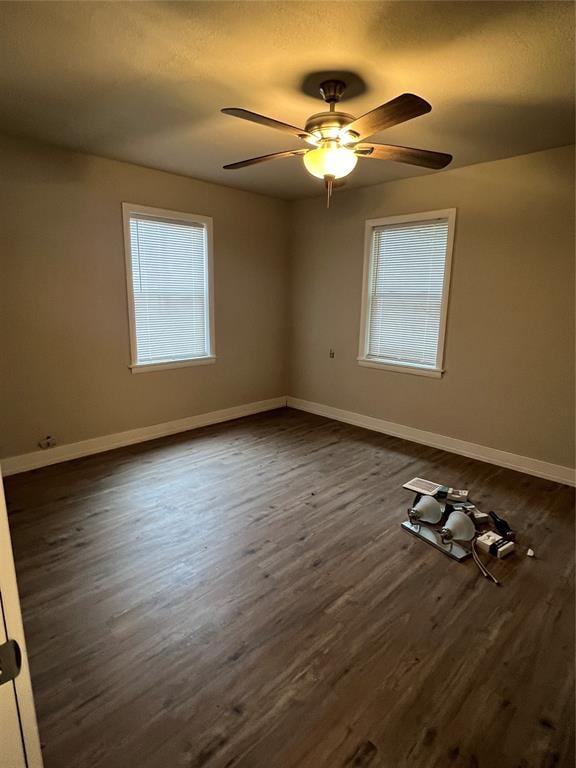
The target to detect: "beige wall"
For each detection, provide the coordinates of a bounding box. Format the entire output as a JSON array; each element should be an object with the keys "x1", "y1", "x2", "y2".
[
  {"x1": 0, "y1": 136, "x2": 289, "y2": 458},
  {"x1": 289, "y1": 145, "x2": 575, "y2": 468},
  {"x1": 1, "y1": 138, "x2": 574, "y2": 470}
]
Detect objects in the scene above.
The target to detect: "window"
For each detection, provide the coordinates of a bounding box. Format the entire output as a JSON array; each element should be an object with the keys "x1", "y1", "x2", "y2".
[
  {"x1": 358, "y1": 209, "x2": 455, "y2": 378},
  {"x1": 122, "y1": 203, "x2": 215, "y2": 373}
]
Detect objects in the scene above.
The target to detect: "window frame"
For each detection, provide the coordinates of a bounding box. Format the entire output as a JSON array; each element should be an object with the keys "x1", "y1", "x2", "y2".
[
  {"x1": 357, "y1": 208, "x2": 456, "y2": 378},
  {"x1": 122, "y1": 202, "x2": 215, "y2": 374}
]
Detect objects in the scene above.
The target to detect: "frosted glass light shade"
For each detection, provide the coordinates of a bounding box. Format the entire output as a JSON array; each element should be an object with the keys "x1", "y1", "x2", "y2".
[
  {"x1": 303, "y1": 144, "x2": 358, "y2": 179},
  {"x1": 410, "y1": 495, "x2": 443, "y2": 524},
  {"x1": 441, "y1": 510, "x2": 476, "y2": 542}
]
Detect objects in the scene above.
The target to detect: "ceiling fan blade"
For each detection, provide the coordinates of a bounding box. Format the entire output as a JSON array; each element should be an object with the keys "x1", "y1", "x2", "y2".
[
  {"x1": 356, "y1": 143, "x2": 452, "y2": 169},
  {"x1": 346, "y1": 94, "x2": 431, "y2": 140},
  {"x1": 223, "y1": 149, "x2": 307, "y2": 170},
  {"x1": 222, "y1": 108, "x2": 314, "y2": 141}
]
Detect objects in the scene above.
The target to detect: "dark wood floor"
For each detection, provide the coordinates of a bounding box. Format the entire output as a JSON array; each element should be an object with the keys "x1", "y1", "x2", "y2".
[{"x1": 5, "y1": 408, "x2": 575, "y2": 768}]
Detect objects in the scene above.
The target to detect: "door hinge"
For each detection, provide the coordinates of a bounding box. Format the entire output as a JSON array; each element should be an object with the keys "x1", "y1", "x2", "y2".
[{"x1": 0, "y1": 639, "x2": 21, "y2": 686}]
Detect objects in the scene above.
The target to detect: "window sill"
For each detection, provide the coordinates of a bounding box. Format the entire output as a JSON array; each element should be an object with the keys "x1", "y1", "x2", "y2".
[
  {"x1": 357, "y1": 357, "x2": 444, "y2": 378},
  {"x1": 130, "y1": 356, "x2": 216, "y2": 374}
]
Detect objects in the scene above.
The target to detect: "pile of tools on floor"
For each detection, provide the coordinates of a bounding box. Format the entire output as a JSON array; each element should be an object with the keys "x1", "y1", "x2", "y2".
[{"x1": 401, "y1": 477, "x2": 528, "y2": 586}]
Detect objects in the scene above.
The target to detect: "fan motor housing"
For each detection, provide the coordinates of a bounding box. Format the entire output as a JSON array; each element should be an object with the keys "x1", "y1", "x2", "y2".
[{"x1": 304, "y1": 111, "x2": 358, "y2": 144}]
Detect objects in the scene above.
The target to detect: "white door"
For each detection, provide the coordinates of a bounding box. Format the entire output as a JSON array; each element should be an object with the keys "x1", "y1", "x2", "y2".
[
  {"x1": 0, "y1": 473, "x2": 43, "y2": 767},
  {"x1": 0, "y1": 606, "x2": 26, "y2": 768}
]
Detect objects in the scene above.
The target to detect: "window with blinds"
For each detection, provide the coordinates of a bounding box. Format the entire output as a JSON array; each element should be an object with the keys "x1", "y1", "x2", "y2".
[
  {"x1": 359, "y1": 210, "x2": 455, "y2": 376},
  {"x1": 123, "y1": 204, "x2": 214, "y2": 371}
]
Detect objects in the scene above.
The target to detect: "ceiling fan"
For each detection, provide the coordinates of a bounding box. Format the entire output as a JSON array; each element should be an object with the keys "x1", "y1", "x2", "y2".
[{"x1": 221, "y1": 79, "x2": 452, "y2": 206}]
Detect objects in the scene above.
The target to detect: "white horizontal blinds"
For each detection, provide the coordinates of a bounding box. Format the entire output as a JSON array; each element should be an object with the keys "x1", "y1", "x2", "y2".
[
  {"x1": 129, "y1": 215, "x2": 209, "y2": 364},
  {"x1": 367, "y1": 218, "x2": 449, "y2": 367}
]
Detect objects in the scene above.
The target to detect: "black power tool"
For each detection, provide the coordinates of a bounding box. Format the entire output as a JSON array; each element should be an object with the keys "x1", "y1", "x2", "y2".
[{"x1": 489, "y1": 511, "x2": 515, "y2": 541}]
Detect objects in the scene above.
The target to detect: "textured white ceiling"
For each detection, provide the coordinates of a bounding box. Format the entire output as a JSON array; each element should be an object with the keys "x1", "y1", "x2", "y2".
[{"x1": 0, "y1": 1, "x2": 573, "y2": 199}]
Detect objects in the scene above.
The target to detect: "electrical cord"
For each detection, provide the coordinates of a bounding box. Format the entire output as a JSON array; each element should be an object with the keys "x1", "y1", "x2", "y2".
[
  {"x1": 472, "y1": 539, "x2": 501, "y2": 586},
  {"x1": 472, "y1": 541, "x2": 492, "y2": 582}
]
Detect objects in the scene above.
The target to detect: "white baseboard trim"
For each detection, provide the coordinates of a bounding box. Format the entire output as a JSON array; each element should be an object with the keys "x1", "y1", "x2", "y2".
[
  {"x1": 1, "y1": 397, "x2": 288, "y2": 477},
  {"x1": 3, "y1": 394, "x2": 573, "y2": 487},
  {"x1": 286, "y1": 396, "x2": 576, "y2": 487}
]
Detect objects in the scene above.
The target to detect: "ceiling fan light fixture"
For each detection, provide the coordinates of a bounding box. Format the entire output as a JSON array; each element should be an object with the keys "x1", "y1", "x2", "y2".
[
  {"x1": 221, "y1": 82, "x2": 452, "y2": 206},
  {"x1": 303, "y1": 142, "x2": 358, "y2": 180},
  {"x1": 339, "y1": 129, "x2": 359, "y2": 146},
  {"x1": 312, "y1": 126, "x2": 338, "y2": 141}
]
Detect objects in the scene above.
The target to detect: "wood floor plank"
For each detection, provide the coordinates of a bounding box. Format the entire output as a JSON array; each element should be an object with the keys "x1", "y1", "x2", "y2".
[{"x1": 4, "y1": 408, "x2": 575, "y2": 768}]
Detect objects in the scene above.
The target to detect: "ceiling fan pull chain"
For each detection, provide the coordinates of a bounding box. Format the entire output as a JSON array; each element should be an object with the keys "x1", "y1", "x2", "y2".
[{"x1": 325, "y1": 175, "x2": 334, "y2": 208}]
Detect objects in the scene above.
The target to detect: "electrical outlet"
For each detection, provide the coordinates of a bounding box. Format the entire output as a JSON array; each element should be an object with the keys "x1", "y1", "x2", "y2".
[
  {"x1": 329, "y1": 348, "x2": 335, "y2": 358},
  {"x1": 38, "y1": 435, "x2": 56, "y2": 450}
]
